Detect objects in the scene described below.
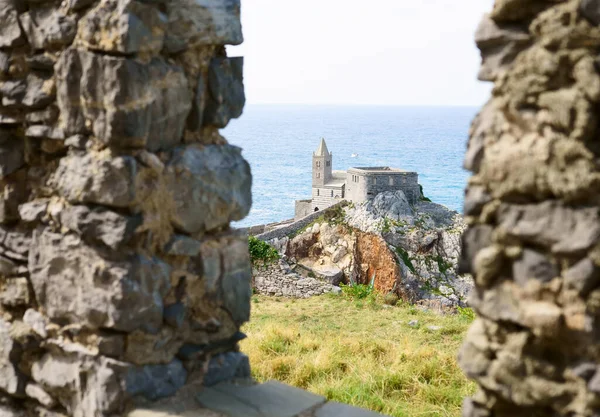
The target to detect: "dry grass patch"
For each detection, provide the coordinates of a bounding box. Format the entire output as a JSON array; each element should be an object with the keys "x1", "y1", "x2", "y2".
[{"x1": 241, "y1": 295, "x2": 476, "y2": 417}]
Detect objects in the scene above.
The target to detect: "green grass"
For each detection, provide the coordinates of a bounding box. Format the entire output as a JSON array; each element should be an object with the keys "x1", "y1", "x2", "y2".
[{"x1": 242, "y1": 295, "x2": 476, "y2": 417}]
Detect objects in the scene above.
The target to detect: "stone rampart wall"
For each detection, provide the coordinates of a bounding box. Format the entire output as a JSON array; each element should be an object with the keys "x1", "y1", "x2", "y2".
[
  {"x1": 0, "y1": 1, "x2": 252, "y2": 416},
  {"x1": 460, "y1": 1, "x2": 600, "y2": 415},
  {"x1": 255, "y1": 201, "x2": 348, "y2": 242}
]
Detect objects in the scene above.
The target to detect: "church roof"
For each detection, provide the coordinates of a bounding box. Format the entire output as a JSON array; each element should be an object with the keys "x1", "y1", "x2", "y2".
[{"x1": 314, "y1": 138, "x2": 330, "y2": 156}]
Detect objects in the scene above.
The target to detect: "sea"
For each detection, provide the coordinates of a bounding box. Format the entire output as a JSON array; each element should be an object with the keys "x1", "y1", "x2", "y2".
[{"x1": 224, "y1": 105, "x2": 479, "y2": 228}]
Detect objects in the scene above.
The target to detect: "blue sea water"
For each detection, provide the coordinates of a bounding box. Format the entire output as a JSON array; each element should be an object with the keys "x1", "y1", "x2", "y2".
[{"x1": 224, "y1": 105, "x2": 479, "y2": 227}]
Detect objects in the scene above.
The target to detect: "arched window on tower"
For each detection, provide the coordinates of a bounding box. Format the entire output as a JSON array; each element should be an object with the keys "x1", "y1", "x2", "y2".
[
  {"x1": 317, "y1": 189, "x2": 320, "y2": 196},
  {"x1": 331, "y1": 190, "x2": 334, "y2": 197}
]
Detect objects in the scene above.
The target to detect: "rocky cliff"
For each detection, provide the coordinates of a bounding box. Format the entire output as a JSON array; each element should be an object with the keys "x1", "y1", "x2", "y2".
[{"x1": 264, "y1": 191, "x2": 471, "y2": 307}]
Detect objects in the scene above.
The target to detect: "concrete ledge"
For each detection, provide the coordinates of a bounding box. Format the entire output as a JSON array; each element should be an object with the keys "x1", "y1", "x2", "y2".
[{"x1": 128, "y1": 380, "x2": 388, "y2": 417}]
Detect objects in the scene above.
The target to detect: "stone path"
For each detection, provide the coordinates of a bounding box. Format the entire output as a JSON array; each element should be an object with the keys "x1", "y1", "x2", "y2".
[{"x1": 128, "y1": 379, "x2": 386, "y2": 417}]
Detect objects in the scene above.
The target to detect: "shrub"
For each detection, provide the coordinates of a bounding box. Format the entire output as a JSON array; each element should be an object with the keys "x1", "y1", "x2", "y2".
[
  {"x1": 383, "y1": 292, "x2": 399, "y2": 306},
  {"x1": 457, "y1": 306, "x2": 476, "y2": 322},
  {"x1": 396, "y1": 247, "x2": 416, "y2": 274},
  {"x1": 248, "y1": 236, "x2": 279, "y2": 265},
  {"x1": 419, "y1": 184, "x2": 432, "y2": 202},
  {"x1": 340, "y1": 283, "x2": 374, "y2": 300}
]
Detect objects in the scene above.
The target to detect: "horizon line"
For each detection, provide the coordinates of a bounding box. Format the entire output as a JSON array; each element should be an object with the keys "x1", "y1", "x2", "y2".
[{"x1": 243, "y1": 102, "x2": 483, "y2": 107}]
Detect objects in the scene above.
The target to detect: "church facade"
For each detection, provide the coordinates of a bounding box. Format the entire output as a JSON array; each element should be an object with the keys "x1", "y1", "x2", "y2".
[{"x1": 294, "y1": 139, "x2": 421, "y2": 220}]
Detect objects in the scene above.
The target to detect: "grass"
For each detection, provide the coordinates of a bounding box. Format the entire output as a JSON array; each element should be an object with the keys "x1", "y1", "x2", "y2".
[{"x1": 241, "y1": 295, "x2": 476, "y2": 417}]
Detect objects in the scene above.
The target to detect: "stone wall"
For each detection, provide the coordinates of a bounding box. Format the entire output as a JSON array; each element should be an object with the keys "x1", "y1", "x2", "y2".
[
  {"x1": 345, "y1": 170, "x2": 420, "y2": 205},
  {"x1": 460, "y1": 0, "x2": 600, "y2": 416},
  {"x1": 252, "y1": 259, "x2": 340, "y2": 298},
  {"x1": 255, "y1": 201, "x2": 348, "y2": 242},
  {"x1": 0, "y1": 1, "x2": 252, "y2": 416}
]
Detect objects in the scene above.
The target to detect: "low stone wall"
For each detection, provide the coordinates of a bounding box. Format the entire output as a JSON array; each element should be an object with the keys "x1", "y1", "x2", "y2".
[
  {"x1": 242, "y1": 218, "x2": 294, "y2": 236},
  {"x1": 255, "y1": 201, "x2": 348, "y2": 242},
  {"x1": 253, "y1": 260, "x2": 340, "y2": 298}
]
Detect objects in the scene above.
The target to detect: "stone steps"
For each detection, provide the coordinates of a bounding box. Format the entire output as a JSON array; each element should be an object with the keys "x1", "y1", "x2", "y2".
[{"x1": 129, "y1": 380, "x2": 386, "y2": 417}]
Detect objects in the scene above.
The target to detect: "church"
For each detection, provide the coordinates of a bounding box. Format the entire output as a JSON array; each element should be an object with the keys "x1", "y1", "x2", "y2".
[{"x1": 294, "y1": 139, "x2": 421, "y2": 220}]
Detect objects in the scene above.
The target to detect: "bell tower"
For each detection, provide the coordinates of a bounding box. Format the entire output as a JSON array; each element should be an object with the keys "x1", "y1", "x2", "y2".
[{"x1": 313, "y1": 138, "x2": 332, "y2": 186}]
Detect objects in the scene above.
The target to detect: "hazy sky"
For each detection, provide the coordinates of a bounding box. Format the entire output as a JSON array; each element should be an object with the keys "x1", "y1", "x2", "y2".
[{"x1": 228, "y1": 0, "x2": 495, "y2": 106}]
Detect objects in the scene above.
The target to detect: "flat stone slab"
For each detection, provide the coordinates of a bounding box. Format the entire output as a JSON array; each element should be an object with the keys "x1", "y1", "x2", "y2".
[
  {"x1": 197, "y1": 380, "x2": 326, "y2": 417},
  {"x1": 129, "y1": 379, "x2": 389, "y2": 417},
  {"x1": 313, "y1": 402, "x2": 385, "y2": 417}
]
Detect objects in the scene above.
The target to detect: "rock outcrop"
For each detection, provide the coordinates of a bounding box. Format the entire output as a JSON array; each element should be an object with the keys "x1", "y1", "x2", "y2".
[
  {"x1": 262, "y1": 191, "x2": 470, "y2": 306},
  {"x1": 0, "y1": 1, "x2": 251, "y2": 416},
  {"x1": 345, "y1": 191, "x2": 469, "y2": 305},
  {"x1": 461, "y1": 1, "x2": 600, "y2": 416}
]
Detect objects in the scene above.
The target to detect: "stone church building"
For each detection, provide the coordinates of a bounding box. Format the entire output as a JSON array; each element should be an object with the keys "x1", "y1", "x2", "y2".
[{"x1": 295, "y1": 139, "x2": 421, "y2": 219}]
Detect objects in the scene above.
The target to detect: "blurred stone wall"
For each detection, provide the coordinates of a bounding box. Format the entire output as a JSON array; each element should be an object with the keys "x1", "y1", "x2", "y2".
[
  {"x1": 460, "y1": 0, "x2": 600, "y2": 416},
  {"x1": 0, "y1": 0, "x2": 252, "y2": 416}
]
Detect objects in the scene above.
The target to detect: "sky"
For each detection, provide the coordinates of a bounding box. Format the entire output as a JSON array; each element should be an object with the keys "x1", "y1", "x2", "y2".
[{"x1": 228, "y1": 0, "x2": 495, "y2": 107}]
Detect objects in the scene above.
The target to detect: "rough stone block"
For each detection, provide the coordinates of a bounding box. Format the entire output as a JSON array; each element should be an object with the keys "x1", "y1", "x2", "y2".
[
  {"x1": 458, "y1": 225, "x2": 493, "y2": 275},
  {"x1": 164, "y1": 0, "x2": 243, "y2": 53},
  {"x1": 0, "y1": 277, "x2": 30, "y2": 306},
  {"x1": 50, "y1": 151, "x2": 138, "y2": 208},
  {"x1": 563, "y1": 258, "x2": 600, "y2": 297},
  {"x1": 166, "y1": 144, "x2": 251, "y2": 233},
  {"x1": 0, "y1": 0, "x2": 25, "y2": 48},
  {"x1": 192, "y1": 234, "x2": 251, "y2": 325},
  {"x1": 163, "y1": 302, "x2": 186, "y2": 329},
  {"x1": 56, "y1": 48, "x2": 192, "y2": 150},
  {"x1": 512, "y1": 249, "x2": 557, "y2": 287},
  {"x1": 18, "y1": 199, "x2": 49, "y2": 223},
  {"x1": 581, "y1": 0, "x2": 600, "y2": 26},
  {"x1": 32, "y1": 354, "x2": 128, "y2": 417},
  {"x1": 25, "y1": 125, "x2": 64, "y2": 140},
  {"x1": 497, "y1": 202, "x2": 600, "y2": 255},
  {"x1": 164, "y1": 234, "x2": 202, "y2": 256},
  {"x1": 0, "y1": 80, "x2": 26, "y2": 107},
  {"x1": 23, "y1": 308, "x2": 49, "y2": 338},
  {"x1": 0, "y1": 137, "x2": 24, "y2": 179},
  {"x1": 474, "y1": 14, "x2": 530, "y2": 82},
  {"x1": 25, "y1": 383, "x2": 56, "y2": 408},
  {"x1": 29, "y1": 229, "x2": 171, "y2": 332},
  {"x1": 77, "y1": 0, "x2": 166, "y2": 55},
  {"x1": 0, "y1": 318, "x2": 25, "y2": 396},
  {"x1": 463, "y1": 186, "x2": 492, "y2": 216},
  {"x1": 25, "y1": 53, "x2": 56, "y2": 71},
  {"x1": 124, "y1": 328, "x2": 183, "y2": 366},
  {"x1": 124, "y1": 359, "x2": 187, "y2": 401},
  {"x1": 59, "y1": 204, "x2": 142, "y2": 249},
  {"x1": 203, "y1": 352, "x2": 250, "y2": 386},
  {"x1": 204, "y1": 57, "x2": 245, "y2": 128},
  {"x1": 20, "y1": 6, "x2": 77, "y2": 50},
  {"x1": 25, "y1": 106, "x2": 59, "y2": 125},
  {"x1": 0, "y1": 170, "x2": 29, "y2": 225}
]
